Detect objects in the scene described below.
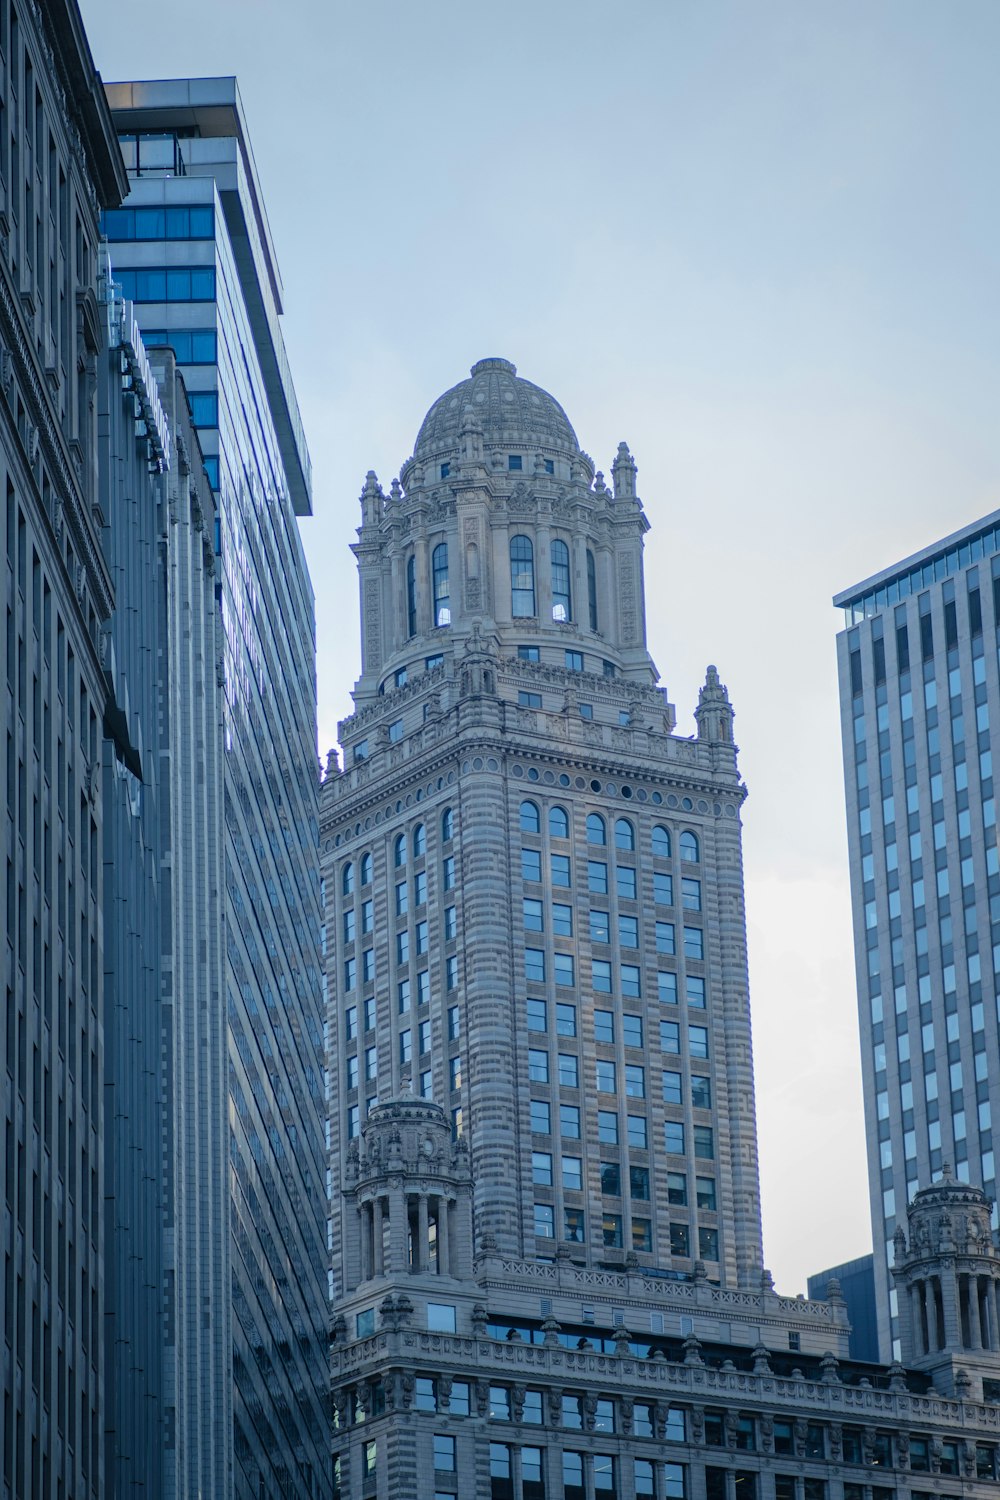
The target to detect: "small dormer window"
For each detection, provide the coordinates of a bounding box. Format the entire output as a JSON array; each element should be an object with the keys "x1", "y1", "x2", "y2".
[
  {"x1": 544, "y1": 459, "x2": 554, "y2": 475},
  {"x1": 440, "y1": 462, "x2": 450, "y2": 479},
  {"x1": 508, "y1": 454, "x2": 522, "y2": 471}
]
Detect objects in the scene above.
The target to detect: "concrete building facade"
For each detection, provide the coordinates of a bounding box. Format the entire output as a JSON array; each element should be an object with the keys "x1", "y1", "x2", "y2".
[
  {"x1": 0, "y1": 3, "x2": 126, "y2": 1495},
  {"x1": 102, "y1": 78, "x2": 330, "y2": 1500},
  {"x1": 835, "y1": 514, "x2": 1000, "y2": 1361}
]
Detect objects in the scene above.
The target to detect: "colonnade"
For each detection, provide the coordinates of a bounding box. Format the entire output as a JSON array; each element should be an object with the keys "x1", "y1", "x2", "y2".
[{"x1": 358, "y1": 1187, "x2": 455, "y2": 1281}]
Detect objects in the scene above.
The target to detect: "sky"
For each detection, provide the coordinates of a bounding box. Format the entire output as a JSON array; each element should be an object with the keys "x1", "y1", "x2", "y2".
[{"x1": 81, "y1": 0, "x2": 1000, "y2": 1295}]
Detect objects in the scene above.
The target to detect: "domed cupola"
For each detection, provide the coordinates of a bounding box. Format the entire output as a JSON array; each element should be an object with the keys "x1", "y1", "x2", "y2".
[{"x1": 413, "y1": 357, "x2": 580, "y2": 465}]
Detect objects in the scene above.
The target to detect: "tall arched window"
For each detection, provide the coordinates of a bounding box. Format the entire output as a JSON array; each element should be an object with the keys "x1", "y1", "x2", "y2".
[
  {"x1": 586, "y1": 813, "x2": 606, "y2": 846},
  {"x1": 587, "y1": 550, "x2": 598, "y2": 631},
  {"x1": 441, "y1": 808, "x2": 454, "y2": 842},
  {"x1": 652, "y1": 825, "x2": 672, "y2": 859},
  {"x1": 342, "y1": 862, "x2": 354, "y2": 896},
  {"x1": 413, "y1": 823, "x2": 426, "y2": 858},
  {"x1": 511, "y1": 535, "x2": 535, "y2": 617},
  {"x1": 406, "y1": 554, "x2": 417, "y2": 637},
  {"x1": 394, "y1": 835, "x2": 406, "y2": 868},
  {"x1": 549, "y1": 806, "x2": 569, "y2": 839},
  {"x1": 520, "y1": 801, "x2": 541, "y2": 834},
  {"x1": 360, "y1": 853, "x2": 373, "y2": 886},
  {"x1": 615, "y1": 818, "x2": 635, "y2": 851},
  {"x1": 680, "y1": 831, "x2": 700, "y2": 862},
  {"x1": 433, "y1": 543, "x2": 450, "y2": 627},
  {"x1": 551, "y1": 539, "x2": 571, "y2": 621}
]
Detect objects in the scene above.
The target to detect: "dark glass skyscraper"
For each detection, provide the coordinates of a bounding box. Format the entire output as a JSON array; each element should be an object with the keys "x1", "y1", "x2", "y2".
[
  {"x1": 102, "y1": 78, "x2": 329, "y2": 1500},
  {"x1": 836, "y1": 512, "x2": 1000, "y2": 1359}
]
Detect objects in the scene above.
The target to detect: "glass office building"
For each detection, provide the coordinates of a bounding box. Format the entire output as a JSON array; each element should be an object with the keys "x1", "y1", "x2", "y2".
[
  {"x1": 102, "y1": 79, "x2": 329, "y2": 1500},
  {"x1": 835, "y1": 512, "x2": 1000, "y2": 1360}
]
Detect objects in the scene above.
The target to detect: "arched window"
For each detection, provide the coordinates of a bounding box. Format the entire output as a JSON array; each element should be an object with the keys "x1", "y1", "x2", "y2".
[
  {"x1": 510, "y1": 535, "x2": 535, "y2": 617},
  {"x1": 586, "y1": 813, "x2": 606, "y2": 846},
  {"x1": 680, "y1": 830, "x2": 700, "y2": 862},
  {"x1": 551, "y1": 539, "x2": 571, "y2": 621},
  {"x1": 587, "y1": 550, "x2": 598, "y2": 631},
  {"x1": 360, "y1": 853, "x2": 373, "y2": 886},
  {"x1": 549, "y1": 805, "x2": 569, "y2": 839},
  {"x1": 432, "y1": 543, "x2": 450, "y2": 627},
  {"x1": 406, "y1": 554, "x2": 417, "y2": 638},
  {"x1": 441, "y1": 807, "x2": 454, "y2": 842},
  {"x1": 342, "y1": 862, "x2": 354, "y2": 896},
  {"x1": 520, "y1": 800, "x2": 540, "y2": 834},
  {"x1": 615, "y1": 818, "x2": 635, "y2": 852},
  {"x1": 413, "y1": 823, "x2": 426, "y2": 858},
  {"x1": 652, "y1": 825, "x2": 671, "y2": 859},
  {"x1": 394, "y1": 835, "x2": 406, "y2": 868}
]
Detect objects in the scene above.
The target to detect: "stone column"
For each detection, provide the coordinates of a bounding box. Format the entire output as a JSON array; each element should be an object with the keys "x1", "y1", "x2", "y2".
[
  {"x1": 359, "y1": 1203, "x2": 372, "y2": 1281},
  {"x1": 373, "y1": 1198, "x2": 384, "y2": 1277},
  {"x1": 927, "y1": 1277, "x2": 941, "y2": 1351},
  {"x1": 940, "y1": 1265, "x2": 961, "y2": 1347},
  {"x1": 417, "y1": 1193, "x2": 430, "y2": 1272},
  {"x1": 437, "y1": 1197, "x2": 450, "y2": 1275},
  {"x1": 966, "y1": 1273, "x2": 982, "y2": 1349},
  {"x1": 388, "y1": 1182, "x2": 407, "y2": 1272}
]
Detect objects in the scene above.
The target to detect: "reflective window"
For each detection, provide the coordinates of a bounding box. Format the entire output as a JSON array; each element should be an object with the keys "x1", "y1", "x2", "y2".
[
  {"x1": 511, "y1": 535, "x2": 535, "y2": 616},
  {"x1": 587, "y1": 549, "x2": 598, "y2": 630},
  {"x1": 551, "y1": 539, "x2": 571, "y2": 620},
  {"x1": 433, "y1": 543, "x2": 450, "y2": 626}
]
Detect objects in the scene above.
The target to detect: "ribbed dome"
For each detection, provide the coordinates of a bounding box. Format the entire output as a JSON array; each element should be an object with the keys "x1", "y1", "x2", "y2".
[{"x1": 414, "y1": 357, "x2": 579, "y2": 459}]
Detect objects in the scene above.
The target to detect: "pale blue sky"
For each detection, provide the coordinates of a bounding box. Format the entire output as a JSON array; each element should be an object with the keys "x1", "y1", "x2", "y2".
[{"x1": 82, "y1": 0, "x2": 1000, "y2": 1291}]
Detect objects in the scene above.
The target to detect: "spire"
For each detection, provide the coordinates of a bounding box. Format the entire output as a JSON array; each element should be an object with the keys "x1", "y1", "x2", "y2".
[
  {"x1": 359, "y1": 470, "x2": 384, "y2": 528},
  {"x1": 695, "y1": 664, "x2": 735, "y2": 745},
  {"x1": 612, "y1": 441, "x2": 637, "y2": 500}
]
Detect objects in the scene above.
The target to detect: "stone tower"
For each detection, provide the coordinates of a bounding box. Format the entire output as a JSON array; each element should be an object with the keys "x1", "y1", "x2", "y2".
[
  {"x1": 892, "y1": 1166, "x2": 1000, "y2": 1398},
  {"x1": 322, "y1": 355, "x2": 763, "y2": 1311}
]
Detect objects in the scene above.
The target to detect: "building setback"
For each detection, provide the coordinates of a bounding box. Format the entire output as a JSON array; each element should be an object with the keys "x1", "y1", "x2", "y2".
[
  {"x1": 835, "y1": 513, "x2": 1000, "y2": 1361},
  {"x1": 1, "y1": 3, "x2": 126, "y2": 1495},
  {"x1": 102, "y1": 78, "x2": 329, "y2": 1500}
]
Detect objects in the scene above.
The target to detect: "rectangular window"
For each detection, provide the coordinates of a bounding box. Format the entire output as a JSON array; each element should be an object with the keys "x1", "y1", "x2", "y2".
[
  {"x1": 522, "y1": 848, "x2": 542, "y2": 882},
  {"x1": 696, "y1": 1176, "x2": 717, "y2": 1209},
  {"x1": 519, "y1": 690, "x2": 542, "y2": 709},
  {"x1": 444, "y1": 905, "x2": 457, "y2": 939},
  {"x1": 616, "y1": 865, "x2": 637, "y2": 900},
  {"x1": 625, "y1": 1064, "x2": 645, "y2": 1097},
  {"x1": 620, "y1": 964, "x2": 641, "y2": 998},
  {"x1": 691, "y1": 1074, "x2": 711, "y2": 1108},
  {"x1": 449, "y1": 1055, "x2": 461, "y2": 1091},
  {"x1": 630, "y1": 1164, "x2": 650, "y2": 1200},
  {"x1": 397, "y1": 931, "x2": 409, "y2": 964},
  {"x1": 699, "y1": 1226, "x2": 720, "y2": 1260},
  {"x1": 525, "y1": 948, "x2": 545, "y2": 982},
  {"x1": 588, "y1": 860, "x2": 608, "y2": 894},
  {"x1": 447, "y1": 1005, "x2": 460, "y2": 1040},
  {"x1": 518, "y1": 645, "x2": 540, "y2": 661},
  {"x1": 659, "y1": 971, "x2": 678, "y2": 1005},
  {"x1": 662, "y1": 1069, "x2": 682, "y2": 1104},
  {"x1": 414, "y1": 870, "x2": 427, "y2": 904},
  {"x1": 446, "y1": 955, "x2": 458, "y2": 990},
  {"x1": 362, "y1": 949, "x2": 375, "y2": 983},
  {"x1": 552, "y1": 902, "x2": 573, "y2": 936},
  {"x1": 419, "y1": 1019, "x2": 431, "y2": 1053},
  {"x1": 595, "y1": 1009, "x2": 614, "y2": 1044},
  {"x1": 560, "y1": 1103, "x2": 581, "y2": 1139},
  {"x1": 398, "y1": 979, "x2": 411, "y2": 1014},
  {"x1": 116, "y1": 265, "x2": 217, "y2": 302},
  {"x1": 670, "y1": 1222, "x2": 690, "y2": 1258},
  {"x1": 562, "y1": 1155, "x2": 583, "y2": 1190},
  {"x1": 682, "y1": 877, "x2": 702, "y2": 911},
  {"x1": 686, "y1": 974, "x2": 706, "y2": 1007},
  {"x1": 428, "y1": 1302, "x2": 457, "y2": 1332},
  {"x1": 396, "y1": 881, "x2": 408, "y2": 916},
  {"x1": 523, "y1": 897, "x2": 544, "y2": 931},
  {"x1": 554, "y1": 953, "x2": 575, "y2": 986},
  {"x1": 433, "y1": 1433, "x2": 456, "y2": 1471},
  {"x1": 528, "y1": 1048, "x2": 549, "y2": 1082},
  {"x1": 556, "y1": 1002, "x2": 577, "y2": 1036},
  {"x1": 622, "y1": 1013, "x2": 643, "y2": 1048},
  {"x1": 689, "y1": 1025, "x2": 709, "y2": 1058},
  {"x1": 667, "y1": 1170, "x2": 687, "y2": 1205},
  {"x1": 618, "y1": 913, "x2": 638, "y2": 947},
  {"x1": 564, "y1": 1207, "x2": 585, "y2": 1242},
  {"x1": 665, "y1": 1120, "x2": 685, "y2": 1154},
  {"x1": 598, "y1": 1110, "x2": 618, "y2": 1144},
  {"x1": 592, "y1": 959, "x2": 612, "y2": 993},
  {"x1": 442, "y1": 855, "x2": 456, "y2": 890},
  {"x1": 534, "y1": 1202, "x2": 555, "y2": 1238},
  {"x1": 597, "y1": 1059, "x2": 616, "y2": 1093},
  {"x1": 603, "y1": 1214, "x2": 623, "y2": 1248},
  {"x1": 654, "y1": 871, "x2": 673, "y2": 905},
  {"x1": 565, "y1": 650, "x2": 583, "y2": 671},
  {"x1": 601, "y1": 1161, "x2": 621, "y2": 1195},
  {"x1": 551, "y1": 854, "x2": 571, "y2": 888},
  {"x1": 694, "y1": 1124, "x2": 715, "y2": 1159},
  {"x1": 627, "y1": 1114, "x2": 648, "y2": 1149},
  {"x1": 558, "y1": 1053, "x2": 579, "y2": 1088},
  {"x1": 684, "y1": 925, "x2": 704, "y2": 960},
  {"x1": 532, "y1": 1151, "x2": 553, "y2": 1186},
  {"x1": 657, "y1": 922, "x2": 676, "y2": 955},
  {"x1": 530, "y1": 1099, "x2": 551, "y2": 1134},
  {"x1": 660, "y1": 1020, "x2": 680, "y2": 1053},
  {"x1": 631, "y1": 1217, "x2": 652, "y2": 1252},
  {"x1": 590, "y1": 910, "x2": 610, "y2": 943}
]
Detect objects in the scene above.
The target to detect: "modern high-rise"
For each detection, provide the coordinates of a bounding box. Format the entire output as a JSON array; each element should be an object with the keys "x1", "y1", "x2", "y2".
[
  {"x1": 101, "y1": 79, "x2": 330, "y2": 1500},
  {"x1": 322, "y1": 358, "x2": 775, "y2": 1495},
  {"x1": 1, "y1": 3, "x2": 127, "y2": 1495},
  {"x1": 835, "y1": 512, "x2": 1000, "y2": 1360}
]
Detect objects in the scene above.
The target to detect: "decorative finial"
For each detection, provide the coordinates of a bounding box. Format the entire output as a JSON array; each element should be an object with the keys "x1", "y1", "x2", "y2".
[{"x1": 612, "y1": 441, "x2": 637, "y2": 500}]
